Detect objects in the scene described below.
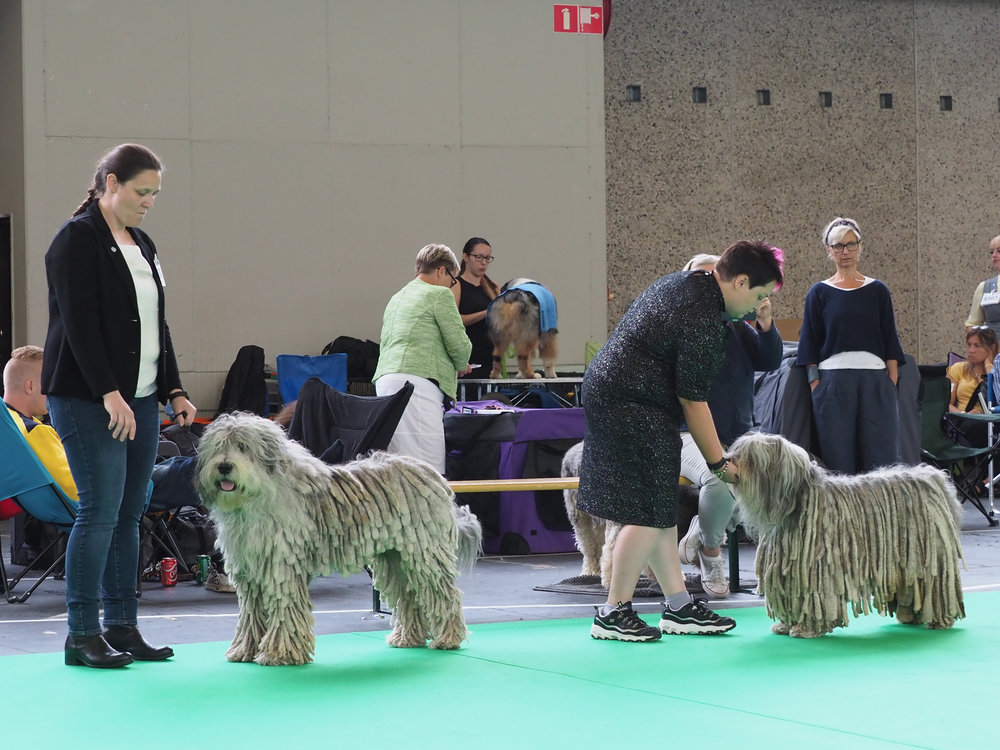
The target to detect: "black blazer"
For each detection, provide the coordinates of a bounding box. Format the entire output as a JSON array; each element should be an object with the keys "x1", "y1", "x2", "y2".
[{"x1": 41, "y1": 200, "x2": 183, "y2": 403}]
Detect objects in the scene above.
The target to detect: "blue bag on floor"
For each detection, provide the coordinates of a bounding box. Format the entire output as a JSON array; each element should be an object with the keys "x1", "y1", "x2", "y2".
[{"x1": 276, "y1": 353, "x2": 348, "y2": 404}]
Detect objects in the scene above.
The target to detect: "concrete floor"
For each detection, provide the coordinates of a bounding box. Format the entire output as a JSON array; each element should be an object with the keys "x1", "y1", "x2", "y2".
[{"x1": 3, "y1": 504, "x2": 999, "y2": 657}]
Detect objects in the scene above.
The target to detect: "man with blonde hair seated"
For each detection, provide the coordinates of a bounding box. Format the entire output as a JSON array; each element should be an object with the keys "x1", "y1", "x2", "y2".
[
  {"x1": 3, "y1": 345, "x2": 80, "y2": 562},
  {"x1": 4, "y1": 345, "x2": 79, "y2": 499}
]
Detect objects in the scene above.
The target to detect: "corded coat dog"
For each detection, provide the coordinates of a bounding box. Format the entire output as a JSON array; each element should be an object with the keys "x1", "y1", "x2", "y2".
[
  {"x1": 561, "y1": 440, "x2": 697, "y2": 588},
  {"x1": 487, "y1": 278, "x2": 558, "y2": 379},
  {"x1": 561, "y1": 441, "x2": 615, "y2": 584},
  {"x1": 728, "y1": 432, "x2": 965, "y2": 637},
  {"x1": 196, "y1": 413, "x2": 482, "y2": 665}
]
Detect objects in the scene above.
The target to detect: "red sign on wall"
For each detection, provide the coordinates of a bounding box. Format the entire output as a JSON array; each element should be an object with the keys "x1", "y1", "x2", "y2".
[
  {"x1": 578, "y1": 6, "x2": 603, "y2": 34},
  {"x1": 554, "y1": 5, "x2": 579, "y2": 33},
  {"x1": 554, "y1": 4, "x2": 603, "y2": 35}
]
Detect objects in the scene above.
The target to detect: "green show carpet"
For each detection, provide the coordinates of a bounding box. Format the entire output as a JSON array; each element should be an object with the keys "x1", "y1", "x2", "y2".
[{"x1": 5, "y1": 595, "x2": 995, "y2": 750}]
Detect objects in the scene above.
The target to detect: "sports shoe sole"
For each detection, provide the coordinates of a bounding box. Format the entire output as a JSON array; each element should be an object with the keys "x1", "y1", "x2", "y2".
[
  {"x1": 658, "y1": 619, "x2": 736, "y2": 635},
  {"x1": 590, "y1": 623, "x2": 662, "y2": 642}
]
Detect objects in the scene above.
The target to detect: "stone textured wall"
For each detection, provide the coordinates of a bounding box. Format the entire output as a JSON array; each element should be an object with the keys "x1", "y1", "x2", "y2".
[{"x1": 605, "y1": 0, "x2": 1000, "y2": 362}]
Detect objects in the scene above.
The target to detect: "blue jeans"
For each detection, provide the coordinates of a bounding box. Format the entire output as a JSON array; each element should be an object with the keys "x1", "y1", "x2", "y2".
[
  {"x1": 149, "y1": 455, "x2": 201, "y2": 511},
  {"x1": 48, "y1": 394, "x2": 160, "y2": 636}
]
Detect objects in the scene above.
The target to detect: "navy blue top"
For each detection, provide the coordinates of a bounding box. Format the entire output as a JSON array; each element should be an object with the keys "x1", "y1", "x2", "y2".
[{"x1": 796, "y1": 280, "x2": 905, "y2": 367}]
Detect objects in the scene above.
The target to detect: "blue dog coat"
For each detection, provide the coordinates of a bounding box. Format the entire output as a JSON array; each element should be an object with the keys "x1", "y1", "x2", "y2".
[{"x1": 491, "y1": 282, "x2": 558, "y2": 331}]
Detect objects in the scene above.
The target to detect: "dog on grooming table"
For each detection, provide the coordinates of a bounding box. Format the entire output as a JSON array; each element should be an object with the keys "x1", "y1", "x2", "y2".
[{"x1": 486, "y1": 278, "x2": 558, "y2": 379}]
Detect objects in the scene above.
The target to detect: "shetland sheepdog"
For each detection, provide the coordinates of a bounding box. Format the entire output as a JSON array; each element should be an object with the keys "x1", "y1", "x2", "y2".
[{"x1": 487, "y1": 278, "x2": 558, "y2": 379}]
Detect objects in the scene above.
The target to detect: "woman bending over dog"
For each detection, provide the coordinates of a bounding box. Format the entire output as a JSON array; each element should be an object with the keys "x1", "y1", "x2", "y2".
[{"x1": 580, "y1": 240, "x2": 783, "y2": 642}]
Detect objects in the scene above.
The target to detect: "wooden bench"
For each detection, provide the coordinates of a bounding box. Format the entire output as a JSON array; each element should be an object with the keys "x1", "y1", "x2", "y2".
[{"x1": 449, "y1": 477, "x2": 579, "y2": 494}]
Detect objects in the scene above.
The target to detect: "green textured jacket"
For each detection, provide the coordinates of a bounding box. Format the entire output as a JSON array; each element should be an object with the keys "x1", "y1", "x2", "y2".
[{"x1": 372, "y1": 278, "x2": 472, "y2": 400}]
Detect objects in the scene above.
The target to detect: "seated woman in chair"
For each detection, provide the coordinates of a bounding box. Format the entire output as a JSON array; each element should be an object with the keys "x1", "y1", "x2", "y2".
[{"x1": 944, "y1": 326, "x2": 999, "y2": 447}]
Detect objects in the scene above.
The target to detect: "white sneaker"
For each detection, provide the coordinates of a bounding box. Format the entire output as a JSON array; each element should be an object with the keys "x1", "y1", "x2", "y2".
[
  {"x1": 205, "y1": 565, "x2": 236, "y2": 593},
  {"x1": 678, "y1": 515, "x2": 702, "y2": 565},
  {"x1": 698, "y1": 550, "x2": 729, "y2": 598}
]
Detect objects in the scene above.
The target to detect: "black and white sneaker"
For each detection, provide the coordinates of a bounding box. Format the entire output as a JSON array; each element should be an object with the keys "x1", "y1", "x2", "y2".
[
  {"x1": 659, "y1": 599, "x2": 736, "y2": 635},
  {"x1": 591, "y1": 601, "x2": 662, "y2": 642}
]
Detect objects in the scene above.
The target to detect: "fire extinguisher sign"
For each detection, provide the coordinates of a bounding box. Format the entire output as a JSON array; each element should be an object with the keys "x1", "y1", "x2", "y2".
[{"x1": 554, "y1": 5, "x2": 603, "y2": 35}]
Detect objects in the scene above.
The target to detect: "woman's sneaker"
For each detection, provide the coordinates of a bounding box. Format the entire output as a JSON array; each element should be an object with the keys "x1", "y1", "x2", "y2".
[
  {"x1": 678, "y1": 515, "x2": 703, "y2": 564},
  {"x1": 698, "y1": 550, "x2": 730, "y2": 598},
  {"x1": 205, "y1": 564, "x2": 236, "y2": 593},
  {"x1": 659, "y1": 599, "x2": 736, "y2": 635},
  {"x1": 591, "y1": 601, "x2": 662, "y2": 642}
]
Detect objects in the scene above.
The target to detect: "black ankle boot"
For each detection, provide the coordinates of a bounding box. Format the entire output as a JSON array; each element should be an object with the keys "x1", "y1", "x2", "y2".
[
  {"x1": 102, "y1": 625, "x2": 174, "y2": 661},
  {"x1": 64, "y1": 634, "x2": 134, "y2": 668}
]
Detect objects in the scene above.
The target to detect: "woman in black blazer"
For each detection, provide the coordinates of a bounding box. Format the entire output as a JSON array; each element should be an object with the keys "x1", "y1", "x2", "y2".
[{"x1": 42, "y1": 144, "x2": 197, "y2": 669}]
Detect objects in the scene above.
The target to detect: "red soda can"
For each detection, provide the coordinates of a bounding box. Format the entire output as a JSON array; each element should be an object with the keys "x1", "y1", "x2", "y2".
[{"x1": 160, "y1": 557, "x2": 178, "y2": 586}]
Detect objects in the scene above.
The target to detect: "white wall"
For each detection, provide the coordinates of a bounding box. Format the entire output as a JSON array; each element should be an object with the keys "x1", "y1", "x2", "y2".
[{"x1": 11, "y1": 0, "x2": 606, "y2": 411}]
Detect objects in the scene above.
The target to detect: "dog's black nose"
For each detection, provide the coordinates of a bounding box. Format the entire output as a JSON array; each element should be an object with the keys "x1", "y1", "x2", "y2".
[{"x1": 218, "y1": 461, "x2": 233, "y2": 476}]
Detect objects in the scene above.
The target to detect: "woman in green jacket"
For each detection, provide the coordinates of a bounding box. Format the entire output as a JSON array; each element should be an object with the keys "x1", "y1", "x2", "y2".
[{"x1": 373, "y1": 244, "x2": 473, "y2": 473}]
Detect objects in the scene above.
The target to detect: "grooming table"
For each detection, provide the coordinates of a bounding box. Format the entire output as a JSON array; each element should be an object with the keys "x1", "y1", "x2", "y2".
[{"x1": 456, "y1": 377, "x2": 583, "y2": 407}]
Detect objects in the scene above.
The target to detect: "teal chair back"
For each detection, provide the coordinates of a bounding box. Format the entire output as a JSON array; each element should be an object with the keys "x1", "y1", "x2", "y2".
[
  {"x1": 0, "y1": 405, "x2": 77, "y2": 602},
  {"x1": 0, "y1": 405, "x2": 76, "y2": 526}
]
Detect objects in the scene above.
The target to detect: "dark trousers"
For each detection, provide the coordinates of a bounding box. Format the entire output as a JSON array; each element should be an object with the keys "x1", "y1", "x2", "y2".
[{"x1": 811, "y1": 368, "x2": 900, "y2": 474}]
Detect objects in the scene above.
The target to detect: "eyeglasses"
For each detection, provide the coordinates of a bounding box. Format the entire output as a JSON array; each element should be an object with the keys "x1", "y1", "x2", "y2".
[
  {"x1": 829, "y1": 241, "x2": 860, "y2": 253},
  {"x1": 468, "y1": 254, "x2": 494, "y2": 264},
  {"x1": 446, "y1": 270, "x2": 458, "y2": 287}
]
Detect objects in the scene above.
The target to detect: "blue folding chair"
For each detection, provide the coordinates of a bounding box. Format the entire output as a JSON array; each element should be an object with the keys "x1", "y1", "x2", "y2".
[
  {"x1": 275, "y1": 353, "x2": 348, "y2": 405},
  {"x1": 0, "y1": 406, "x2": 78, "y2": 603}
]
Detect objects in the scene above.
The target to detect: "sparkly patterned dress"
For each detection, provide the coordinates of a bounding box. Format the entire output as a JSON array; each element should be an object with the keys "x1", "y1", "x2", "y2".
[{"x1": 577, "y1": 271, "x2": 727, "y2": 527}]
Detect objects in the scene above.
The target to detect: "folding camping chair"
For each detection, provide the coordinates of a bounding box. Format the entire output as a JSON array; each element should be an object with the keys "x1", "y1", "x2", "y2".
[
  {"x1": 138, "y1": 442, "x2": 204, "y2": 589},
  {"x1": 139, "y1": 497, "x2": 194, "y2": 590},
  {"x1": 275, "y1": 353, "x2": 348, "y2": 405},
  {"x1": 287, "y1": 376, "x2": 413, "y2": 463},
  {"x1": 919, "y1": 376, "x2": 1000, "y2": 527},
  {"x1": 0, "y1": 406, "x2": 78, "y2": 603}
]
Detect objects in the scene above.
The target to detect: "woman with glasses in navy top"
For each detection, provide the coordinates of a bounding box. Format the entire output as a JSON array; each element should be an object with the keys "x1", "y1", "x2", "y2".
[{"x1": 797, "y1": 217, "x2": 905, "y2": 474}]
